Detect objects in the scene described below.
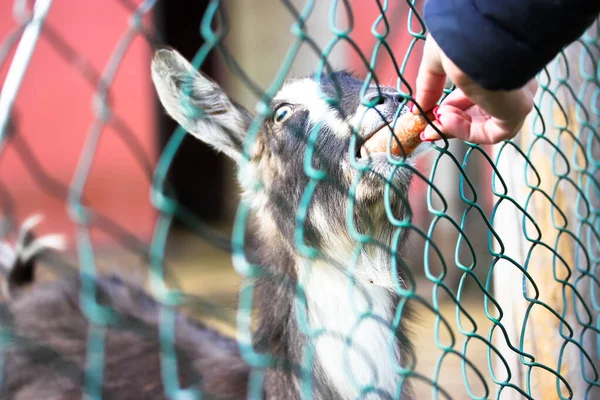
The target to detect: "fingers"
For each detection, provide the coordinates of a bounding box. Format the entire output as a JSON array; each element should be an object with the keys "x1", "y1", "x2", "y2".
[
  {"x1": 412, "y1": 36, "x2": 537, "y2": 145},
  {"x1": 421, "y1": 105, "x2": 469, "y2": 142},
  {"x1": 414, "y1": 35, "x2": 447, "y2": 113},
  {"x1": 446, "y1": 86, "x2": 534, "y2": 143},
  {"x1": 421, "y1": 104, "x2": 526, "y2": 144},
  {"x1": 458, "y1": 81, "x2": 534, "y2": 124},
  {"x1": 418, "y1": 90, "x2": 474, "y2": 141},
  {"x1": 477, "y1": 117, "x2": 526, "y2": 144},
  {"x1": 437, "y1": 88, "x2": 474, "y2": 111}
]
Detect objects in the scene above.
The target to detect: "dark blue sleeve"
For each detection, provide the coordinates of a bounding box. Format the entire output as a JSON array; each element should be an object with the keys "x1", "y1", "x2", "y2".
[{"x1": 423, "y1": 0, "x2": 600, "y2": 91}]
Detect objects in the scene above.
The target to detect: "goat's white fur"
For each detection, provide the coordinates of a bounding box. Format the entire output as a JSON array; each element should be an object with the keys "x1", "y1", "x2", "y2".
[
  {"x1": 298, "y1": 259, "x2": 399, "y2": 399},
  {"x1": 310, "y1": 203, "x2": 400, "y2": 290},
  {"x1": 273, "y1": 79, "x2": 404, "y2": 143},
  {"x1": 274, "y1": 79, "x2": 352, "y2": 139},
  {"x1": 304, "y1": 203, "x2": 402, "y2": 398}
]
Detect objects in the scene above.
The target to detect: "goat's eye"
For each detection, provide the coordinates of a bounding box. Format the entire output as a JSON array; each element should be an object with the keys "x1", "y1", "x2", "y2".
[{"x1": 273, "y1": 105, "x2": 294, "y2": 126}]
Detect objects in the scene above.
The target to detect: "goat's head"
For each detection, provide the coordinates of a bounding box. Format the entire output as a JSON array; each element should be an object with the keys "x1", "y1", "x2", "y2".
[{"x1": 152, "y1": 49, "x2": 421, "y2": 275}]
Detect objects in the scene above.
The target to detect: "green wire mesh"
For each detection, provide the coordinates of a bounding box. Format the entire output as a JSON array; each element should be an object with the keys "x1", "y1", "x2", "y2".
[{"x1": 1, "y1": 0, "x2": 600, "y2": 399}]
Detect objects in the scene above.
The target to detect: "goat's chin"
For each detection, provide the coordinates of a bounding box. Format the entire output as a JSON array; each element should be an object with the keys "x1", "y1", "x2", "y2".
[{"x1": 356, "y1": 155, "x2": 414, "y2": 196}]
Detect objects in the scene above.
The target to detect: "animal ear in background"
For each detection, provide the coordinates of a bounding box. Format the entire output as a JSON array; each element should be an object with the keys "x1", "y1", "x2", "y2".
[{"x1": 0, "y1": 214, "x2": 66, "y2": 300}]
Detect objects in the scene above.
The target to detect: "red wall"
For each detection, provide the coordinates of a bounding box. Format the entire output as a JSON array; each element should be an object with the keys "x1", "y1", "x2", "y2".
[{"x1": 0, "y1": 2, "x2": 157, "y2": 247}]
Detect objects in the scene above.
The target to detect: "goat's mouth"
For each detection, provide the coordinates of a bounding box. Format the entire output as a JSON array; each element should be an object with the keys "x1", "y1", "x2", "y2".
[
  {"x1": 355, "y1": 111, "x2": 431, "y2": 161},
  {"x1": 355, "y1": 123, "x2": 411, "y2": 160}
]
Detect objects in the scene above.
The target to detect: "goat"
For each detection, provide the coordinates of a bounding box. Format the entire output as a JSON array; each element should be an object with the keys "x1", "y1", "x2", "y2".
[
  {"x1": 0, "y1": 216, "x2": 249, "y2": 400},
  {"x1": 0, "y1": 48, "x2": 429, "y2": 399}
]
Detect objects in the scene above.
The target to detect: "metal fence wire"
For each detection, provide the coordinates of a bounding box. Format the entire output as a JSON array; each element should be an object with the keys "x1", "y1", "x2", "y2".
[{"x1": 1, "y1": 0, "x2": 600, "y2": 399}]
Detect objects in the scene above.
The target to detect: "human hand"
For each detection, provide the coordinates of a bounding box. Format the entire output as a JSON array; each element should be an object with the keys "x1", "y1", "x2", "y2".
[{"x1": 413, "y1": 35, "x2": 538, "y2": 145}]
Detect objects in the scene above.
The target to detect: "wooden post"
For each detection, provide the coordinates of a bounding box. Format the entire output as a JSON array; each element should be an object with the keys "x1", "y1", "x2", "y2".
[{"x1": 493, "y1": 25, "x2": 600, "y2": 399}]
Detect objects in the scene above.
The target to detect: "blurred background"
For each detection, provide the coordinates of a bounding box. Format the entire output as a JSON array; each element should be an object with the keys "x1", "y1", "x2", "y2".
[{"x1": 0, "y1": 1, "x2": 496, "y2": 397}]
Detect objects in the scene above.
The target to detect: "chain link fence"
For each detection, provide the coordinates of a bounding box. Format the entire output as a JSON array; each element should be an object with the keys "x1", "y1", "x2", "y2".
[{"x1": 0, "y1": 1, "x2": 599, "y2": 399}]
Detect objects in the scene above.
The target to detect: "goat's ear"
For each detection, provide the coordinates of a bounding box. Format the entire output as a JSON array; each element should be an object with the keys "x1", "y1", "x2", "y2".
[{"x1": 151, "y1": 48, "x2": 253, "y2": 163}]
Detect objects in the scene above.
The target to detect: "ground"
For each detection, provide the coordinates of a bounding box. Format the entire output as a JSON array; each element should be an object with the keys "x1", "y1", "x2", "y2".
[{"x1": 29, "y1": 228, "x2": 495, "y2": 399}]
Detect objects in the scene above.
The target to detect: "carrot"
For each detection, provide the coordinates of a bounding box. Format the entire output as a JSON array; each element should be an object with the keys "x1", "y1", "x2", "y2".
[{"x1": 361, "y1": 109, "x2": 435, "y2": 157}]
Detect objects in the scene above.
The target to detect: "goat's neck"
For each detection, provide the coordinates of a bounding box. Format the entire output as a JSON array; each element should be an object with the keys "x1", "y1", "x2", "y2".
[
  {"x1": 299, "y1": 245, "x2": 402, "y2": 400},
  {"x1": 253, "y1": 228, "x2": 406, "y2": 400}
]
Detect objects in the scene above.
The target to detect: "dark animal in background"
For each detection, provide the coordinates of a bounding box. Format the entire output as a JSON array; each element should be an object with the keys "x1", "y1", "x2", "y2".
[{"x1": 0, "y1": 216, "x2": 248, "y2": 400}]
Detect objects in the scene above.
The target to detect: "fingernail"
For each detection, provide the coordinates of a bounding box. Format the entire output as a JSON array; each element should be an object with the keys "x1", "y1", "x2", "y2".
[
  {"x1": 410, "y1": 103, "x2": 418, "y2": 114},
  {"x1": 420, "y1": 123, "x2": 442, "y2": 142}
]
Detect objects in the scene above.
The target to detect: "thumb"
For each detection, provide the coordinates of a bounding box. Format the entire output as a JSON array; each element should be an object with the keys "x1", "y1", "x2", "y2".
[{"x1": 414, "y1": 35, "x2": 447, "y2": 113}]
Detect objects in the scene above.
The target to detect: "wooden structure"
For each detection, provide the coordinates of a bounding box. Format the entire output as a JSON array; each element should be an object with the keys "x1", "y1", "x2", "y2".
[{"x1": 493, "y1": 25, "x2": 600, "y2": 399}]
